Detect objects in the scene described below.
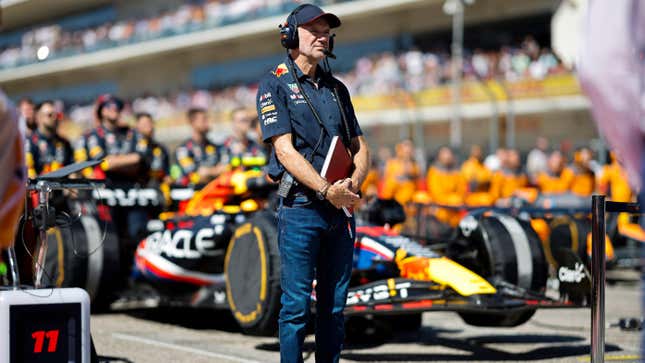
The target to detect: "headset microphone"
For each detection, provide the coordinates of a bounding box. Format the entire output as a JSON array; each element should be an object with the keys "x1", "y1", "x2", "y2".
[{"x1": 324, "y1": 33, "x2": 336, "y2": 59}]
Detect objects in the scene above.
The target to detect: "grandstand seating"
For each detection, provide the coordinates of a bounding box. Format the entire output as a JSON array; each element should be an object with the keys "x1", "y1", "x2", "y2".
[{"x1": 0, "y1": 0, "x2": 350, "y2": 70}]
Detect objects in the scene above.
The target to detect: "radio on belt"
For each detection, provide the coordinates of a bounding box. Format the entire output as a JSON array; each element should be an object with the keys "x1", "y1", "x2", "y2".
[{"x1": 0, "y1": 287, "x2": 91, "y2": 363}]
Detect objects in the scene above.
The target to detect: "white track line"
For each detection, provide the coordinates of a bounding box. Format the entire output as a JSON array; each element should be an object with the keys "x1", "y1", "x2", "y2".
[{"x1": 112, "y1": 332, "x2": 263, "y2": 363}]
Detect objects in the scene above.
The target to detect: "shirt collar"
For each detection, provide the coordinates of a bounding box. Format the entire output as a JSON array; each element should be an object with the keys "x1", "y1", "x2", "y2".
[{"x1": 286, "y1": 56, "x2": 329, "y2": 85}]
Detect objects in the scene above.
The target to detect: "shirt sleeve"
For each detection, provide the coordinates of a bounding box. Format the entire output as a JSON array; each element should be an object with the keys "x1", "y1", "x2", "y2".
[
  {"x1": 63, "y1": 139, "x2": 74, "y2": 167},
  {"x1": 73, "y1": 136, "x2": 94, "y2": 178},
  {"x1": 175, "y1": 144, "x2": 196, "y2": 175},
  {"x1": 86, "y1": 132, "x2": 106, "y2": 160},
  {"x1": 25, "y1": 137, "x2": 38, "y2": 178},
  {"x1": 161, "y1": 146, "x2": 170, "y2": 176},
  {"x1": 257, "y1": 76, "x2": 291, "y2": 143}
]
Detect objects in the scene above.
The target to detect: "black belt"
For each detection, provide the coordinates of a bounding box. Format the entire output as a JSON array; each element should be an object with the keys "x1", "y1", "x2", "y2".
[{"x1": 281, "y1": 186, "x2": 316, "y2": 207}]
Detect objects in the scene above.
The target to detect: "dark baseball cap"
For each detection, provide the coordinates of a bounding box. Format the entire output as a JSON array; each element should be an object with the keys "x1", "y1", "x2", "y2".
[
  {"x1": 290, "y1": 4, "x2": 341, "y2": 28},
  {"x1": 95, "y1": 94, "x2": 124, "y2": 118}
]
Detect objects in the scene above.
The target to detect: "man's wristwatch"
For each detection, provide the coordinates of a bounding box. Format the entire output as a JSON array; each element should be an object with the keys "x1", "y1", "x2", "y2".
[{"x1": 316, "y1": 182, "x2": 331, "y2": 200}]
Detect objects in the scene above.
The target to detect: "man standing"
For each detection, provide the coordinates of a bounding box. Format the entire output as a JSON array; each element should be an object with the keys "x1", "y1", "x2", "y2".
[
  {"x1": 526, "y1": 136, "x2": 549, "y2": 184},
  {"x1": 380, "y1": 139, "x2": 420, "y2": 207},
  {"x1": 75, "y1": 94, "x2": 142, "y2": 181},
  {"x1": 221, "y1": 107, "x2": 266, "y2": 166},
  {"x1": 256, "y1": 4, "x2": 369, "y2": 362},
  {"x1": 75, "y1": 94, "x2": 146, "y2": 242},
  {"x1": 134, "y1": 112, "x2": 170, "y2": 186},
  {"x1": 174, "y1": 107, "x2": 226, "y2": 186},
  {"x1": 25, "y1": 100, "x2": 73, "y2": 178}
]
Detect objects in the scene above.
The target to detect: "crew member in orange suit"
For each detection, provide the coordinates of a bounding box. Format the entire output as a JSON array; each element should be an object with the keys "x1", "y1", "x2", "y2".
[
  {"x1": 461, "y1": 144, "x2": 494, "y2": 206},
  {"x1": 426, "y1": 146, "x2": 465, "y2": 226},
  {"x1": 490, "y1": 148, "x2": 528, "y2": 202},
  {"x1": 562, "y1": 147, "x2": 596, "y2": 197},
  {"x1": 381, "y1": 139, "x2": 420, "y2": 207},
  {"x1": 427, "y1": 146, "x2": 465, "y2": 205},
  {"x1": 599, "y1": 151, "x2": 639, "y2": 237},
  {"x1": 599, "y1": 152, "x2": 633, "y2": 203},
  {"x1": 536, "y1": 150, "x2": 570, "y2": 194},
  {"x1": 360, "y1": 159, "x2": 379, "y2": 200}
]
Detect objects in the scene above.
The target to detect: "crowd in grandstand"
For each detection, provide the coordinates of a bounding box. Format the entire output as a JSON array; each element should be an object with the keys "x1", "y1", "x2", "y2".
[
  {"x1": 1, "y1": 0, "x2": 566, "y2": 132},
  {"x1": 342, "y1": 36, "x2": 566, "y2": 96},
  {"x1": 0, "y1": 0, "x2": 340, "y2": 68},
  {"x1": 62, "y1": 36, "x2": 564, "y2": 131}
]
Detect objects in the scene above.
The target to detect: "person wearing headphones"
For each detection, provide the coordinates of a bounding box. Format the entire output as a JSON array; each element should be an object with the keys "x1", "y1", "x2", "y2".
[{"x1": 256, "y1": 4, "x2": 369, "y2": 362}]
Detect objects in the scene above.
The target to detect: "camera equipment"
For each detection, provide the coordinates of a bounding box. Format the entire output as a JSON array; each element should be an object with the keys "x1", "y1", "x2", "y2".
[{"x1": 0, "y1": 160, "x2": 103, "y2": 363}]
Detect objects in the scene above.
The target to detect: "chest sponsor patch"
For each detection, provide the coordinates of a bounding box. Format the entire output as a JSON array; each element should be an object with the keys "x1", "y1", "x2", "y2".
[
  {"x1": 272, "y1": 63, "x2": 289, "y2": 77},
  {"x1": 288, "y1": 83, "x2": 300, "y2": 94}
]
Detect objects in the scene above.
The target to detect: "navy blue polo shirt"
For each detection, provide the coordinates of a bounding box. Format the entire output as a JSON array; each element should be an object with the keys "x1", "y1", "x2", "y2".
[{"x1": 256, "y1": 57, "x2": 362, "y2": 181}]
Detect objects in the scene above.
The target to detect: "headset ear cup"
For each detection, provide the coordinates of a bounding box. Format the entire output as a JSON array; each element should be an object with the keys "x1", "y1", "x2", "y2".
[
  {"x1": 288, "y1": 24, "x2": 299, "y2": 49},
  {"x1": 280, "y1": 24, "x2": 290, "y2": 49},
  {"x1": 280, "y1": 23, "x2": 299, "y2": 49}
]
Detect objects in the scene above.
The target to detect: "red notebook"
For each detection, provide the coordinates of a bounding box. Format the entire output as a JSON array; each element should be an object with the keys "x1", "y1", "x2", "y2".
[{"x1": 320, "y1": 136, "x2": 353, "y2": 217}]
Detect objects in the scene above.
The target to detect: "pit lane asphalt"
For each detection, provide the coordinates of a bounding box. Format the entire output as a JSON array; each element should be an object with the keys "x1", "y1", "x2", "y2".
[{"x1": 91, "y1": 273, "x2": 642, "y2": 363}]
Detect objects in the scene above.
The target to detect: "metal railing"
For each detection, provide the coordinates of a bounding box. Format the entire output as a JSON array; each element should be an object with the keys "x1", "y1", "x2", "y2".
[{"x1": 590, "y1": 195, "x2": 641, "y2": 363}]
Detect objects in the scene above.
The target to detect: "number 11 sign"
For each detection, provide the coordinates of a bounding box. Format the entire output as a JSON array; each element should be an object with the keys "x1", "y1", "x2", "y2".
[{"x1": 0, "y1": 288, "x2": 90, "y2": 363}]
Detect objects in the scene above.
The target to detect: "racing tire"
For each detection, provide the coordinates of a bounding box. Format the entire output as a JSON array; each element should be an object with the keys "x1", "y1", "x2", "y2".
[
  {"x1": 453, "y1": 213, "x2": 548, "y2": 327},
  {"x1": 225, "y1": 211, "x2": 281, "y2": 336},
  {"x1": 548, "y1": 216, "x2": 590, "y2": 267},
  {"x1": 43, "y1": 214, "x2": 121, "y2": 311}
]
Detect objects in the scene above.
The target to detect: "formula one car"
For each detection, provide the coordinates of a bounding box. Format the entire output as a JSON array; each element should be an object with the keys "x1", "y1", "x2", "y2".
[
  {"x1": 20, "y1": 161, "x2": 590, "y2": 337},
  {"x1": 410, "y1": 190, "x2": 644, "y2": 277},
  {"x1": 129, "y1": 173, "x2": 588, "y2": 335}
]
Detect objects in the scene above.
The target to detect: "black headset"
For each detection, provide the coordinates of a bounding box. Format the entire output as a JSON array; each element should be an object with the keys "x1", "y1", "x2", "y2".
[{"x1": 279, "y1": 5, "x2": 335, "y2": 55}]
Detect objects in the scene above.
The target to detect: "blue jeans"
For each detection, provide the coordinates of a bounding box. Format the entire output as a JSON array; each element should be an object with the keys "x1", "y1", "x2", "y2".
[{"x1": 277, "y1": 195, "x2": 355, "y2": 363}]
